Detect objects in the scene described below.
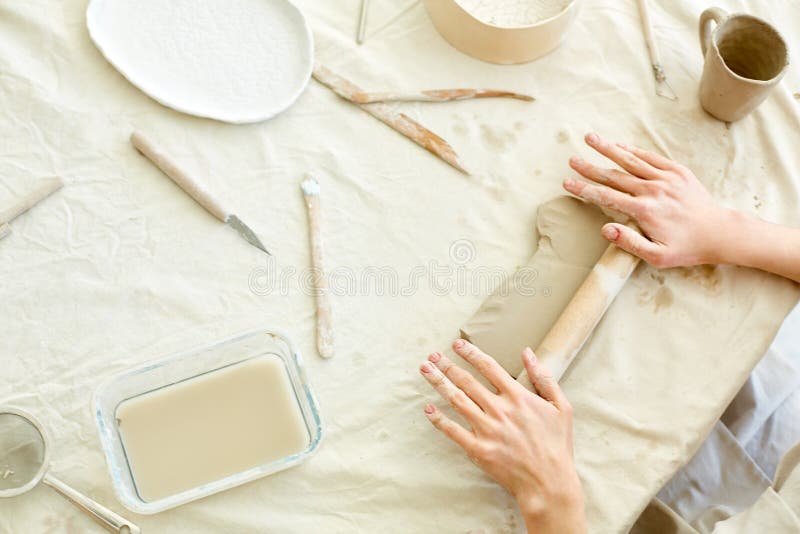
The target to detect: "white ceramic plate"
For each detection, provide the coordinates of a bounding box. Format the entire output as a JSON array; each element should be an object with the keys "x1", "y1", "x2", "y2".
[{"x1": 87, "y1": 0, "x2": 314, "y2": 124}]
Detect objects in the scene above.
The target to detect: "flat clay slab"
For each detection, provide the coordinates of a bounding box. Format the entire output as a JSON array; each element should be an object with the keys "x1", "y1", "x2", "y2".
[{"x1": 461, "y1": 196, "x2": 610, "y2": 376}]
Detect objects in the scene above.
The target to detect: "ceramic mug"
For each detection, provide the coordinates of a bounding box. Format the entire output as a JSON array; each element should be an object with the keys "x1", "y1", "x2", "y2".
[{"x1": 698, "y1": 7, "x2": 789, "y2": 122}]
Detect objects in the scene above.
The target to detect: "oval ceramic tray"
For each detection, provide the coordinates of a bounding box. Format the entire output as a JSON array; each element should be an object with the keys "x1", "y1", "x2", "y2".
[{"x1": 86, "y1": 0, "x2": 314, "y2": 124}]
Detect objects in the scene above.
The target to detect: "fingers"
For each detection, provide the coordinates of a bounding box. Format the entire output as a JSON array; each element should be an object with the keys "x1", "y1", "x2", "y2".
[
  {"x1": 585, "y1": 133, "x2": 660, "y2": 180},
  {"x1": 563, "y1": 178, "x2": 640, "y2": 217},
  {"x1": 569, "y1": 157, "x2": 647, "y2": 196},
  {"x1": 616, "y1": 143, "x2": 675, "y2": 171},
  {"x1": 521, "y1": 348, "x2": 570, "y2": 411},
  {"x1": 428, "y1": 352, "x2": 495, "y2": 411},
  {"x1": 601, "y1": 223, "x2": 666, "y2": 266},
  {"x1": 420, "y1": 361, "x2": 485, "y2": 423},
  {"x1": 452, "y1": 339, "x2": 514, "y2": 392},
  {"x1": 423, "y1": 404, "x2": 476, "y2": 451}
]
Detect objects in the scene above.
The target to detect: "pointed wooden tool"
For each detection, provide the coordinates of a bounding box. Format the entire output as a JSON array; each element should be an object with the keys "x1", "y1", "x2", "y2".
[
  {"x1": 312, "y1": 64, "x2": 470, "y2": 174},
  {"x1": 348, "y1": 89, "x2": 534, "y2": 104}
]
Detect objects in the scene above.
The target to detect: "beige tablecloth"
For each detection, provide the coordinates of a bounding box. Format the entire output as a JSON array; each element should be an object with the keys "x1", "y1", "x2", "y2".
[{"x1": 1, "y1": 1, "x2": 799, "y2": 532}]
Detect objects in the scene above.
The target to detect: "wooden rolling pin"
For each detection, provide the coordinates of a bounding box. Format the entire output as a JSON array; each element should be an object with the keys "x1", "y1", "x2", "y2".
[{"x1": 517, "y1": 242, "x2": 640, "y2": 389}]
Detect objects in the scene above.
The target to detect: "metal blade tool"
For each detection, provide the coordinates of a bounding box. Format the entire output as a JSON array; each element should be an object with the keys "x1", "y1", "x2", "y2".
[{"x1": 131, "y1": 132, "x2": 270, "y2": 255}]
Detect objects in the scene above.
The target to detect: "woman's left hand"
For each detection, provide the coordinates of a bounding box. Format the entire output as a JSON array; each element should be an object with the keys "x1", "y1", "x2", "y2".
[{"x1": 420, "y1": 339, "x2": 587, "y2": 534}]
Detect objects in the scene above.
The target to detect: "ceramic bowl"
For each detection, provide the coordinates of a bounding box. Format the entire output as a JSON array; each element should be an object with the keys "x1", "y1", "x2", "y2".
[{"x1": 423, "y1": 0, "x2": 581, "y2": 64}]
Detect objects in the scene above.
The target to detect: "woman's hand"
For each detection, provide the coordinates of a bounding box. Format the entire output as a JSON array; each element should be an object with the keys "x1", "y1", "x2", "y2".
[
  {"x1": 563, "y1": 132, "x2": 733, "y2": 268},
  {"x1": 420, "y1": 339, "x2": 587, "y2": 534}
]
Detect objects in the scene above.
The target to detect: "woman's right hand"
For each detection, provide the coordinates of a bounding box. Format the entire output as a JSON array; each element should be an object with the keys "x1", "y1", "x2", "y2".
[{"x1": 563, "y1": 132, "x2": 735, "y2": 268}]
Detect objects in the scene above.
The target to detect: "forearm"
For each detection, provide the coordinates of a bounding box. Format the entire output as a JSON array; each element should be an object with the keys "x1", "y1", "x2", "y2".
[{"x1": 714, "y1": 209, "x2": 800, "y2": 283}]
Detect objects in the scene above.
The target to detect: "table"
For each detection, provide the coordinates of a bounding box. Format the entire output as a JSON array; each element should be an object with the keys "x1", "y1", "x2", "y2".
[{"x1": 1, "y1": 0, "x2": 798, "y2": 532}]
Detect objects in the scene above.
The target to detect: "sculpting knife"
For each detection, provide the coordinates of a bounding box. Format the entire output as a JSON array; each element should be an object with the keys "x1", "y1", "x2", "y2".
[
  {"x1": 131, "y1": 131, "x2": 271, "y2": 255},
  {"x1": 301, "y1": 174, "x2": 334, "y2": 359}
]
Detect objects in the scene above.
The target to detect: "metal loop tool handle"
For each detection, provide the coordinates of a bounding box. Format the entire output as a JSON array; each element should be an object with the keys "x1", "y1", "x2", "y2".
[{"x1": 43, "y1": 473, "x2": 140, "y2": 534}]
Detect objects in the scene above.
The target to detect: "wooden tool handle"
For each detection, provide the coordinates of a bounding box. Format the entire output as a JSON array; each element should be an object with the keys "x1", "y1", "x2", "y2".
[
  {"x1": 517, "y1": 243, "x2": 640, "y2": 388},
  {"x1": 131, "y1": 132, "x2": 229, "y2": 222},
  {"x1": 0, "y1": 176, "x2": 64, "y2": 224},
  {"x1": 359, "y1": 89, "x2": 535, "y2": 104},
  {"x1": 637, "y1": 0, "x2": 661, "y2": 68},
  {"x1": 303, "y1": 182, "x2": 334, "y2": 359}
]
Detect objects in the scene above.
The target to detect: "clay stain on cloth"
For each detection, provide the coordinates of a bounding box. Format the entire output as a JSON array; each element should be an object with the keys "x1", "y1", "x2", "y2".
[
  {"x1": 638, "y1": 265, "x2": 722, "y2": 312},
  {"x1": 638, "y1": 271, "x2": 674, "y2": 313}
]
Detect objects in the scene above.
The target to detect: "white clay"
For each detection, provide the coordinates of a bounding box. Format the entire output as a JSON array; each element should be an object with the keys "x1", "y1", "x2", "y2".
[
  {"x1": 86, "y1": 0, "x2": 314, "y2": 123},
  {"x1": 457, "y1": 0, "x2": 571, "y2": 27}
]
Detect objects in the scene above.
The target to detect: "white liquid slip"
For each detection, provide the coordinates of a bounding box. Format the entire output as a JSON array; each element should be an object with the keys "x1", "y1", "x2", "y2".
[{"x1": 116, "y1": 356, "x2": 310, "y2": 502}]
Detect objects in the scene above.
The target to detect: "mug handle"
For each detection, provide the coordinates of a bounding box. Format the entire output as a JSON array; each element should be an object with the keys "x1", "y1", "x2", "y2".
[{"x1": 700, "y1": 7, "x2": 728, "y2": 56}]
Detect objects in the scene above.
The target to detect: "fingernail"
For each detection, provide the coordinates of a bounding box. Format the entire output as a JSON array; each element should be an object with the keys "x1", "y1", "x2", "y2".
[
  {"x1": 428, "y1": 352, "x2": 442, "y2": 363},
  {"x1": 587, "y1": 132, "x2": 599, "y2": 144},
  {"x1": 603, "y1": 225, "x2": 620, "y2": 240},
  {"x1": 524, "y1": 348, "x2": 536, "y2": 362},
  {"x1": 453, "y1": 339, "x2": 465, "y2": 349},
  {"x1": 570, "y1": 156, "x2": 584, "y2": 165},
  {"x1": 424, "y1": 404, "x2": 435, "y2": 415},
  {"x1": 564, "y1": 178, "x2": 575, "y2": 188},
  {"x1": 421, "y1": 362, "x2": 432, "y2": 374}
]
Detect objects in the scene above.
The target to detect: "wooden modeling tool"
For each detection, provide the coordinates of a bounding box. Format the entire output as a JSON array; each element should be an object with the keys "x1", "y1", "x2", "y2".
[
  {"x1": 312, "y1": 64, "x2": 468, "y2": 174},
  {"x1": 0, "y1": 176, "x2": 65, "y2": 238},
  {"x1": 131, "y1": 132, "x2": 271, "y2": 255},
  {"x1": 312, "y1": 64, "x2": 533, "y2": 174},
  {"x1": 356, "y1": 0, "x2": 369, "y2": 44},
  {"x1": 637, "y1": 0, "x2": 677, "y2": 101},
  {"x1": 516, "y1": 241, "x2": 641, "y2": 388},
  {"x1": 301, "y1": 175, "x2": 334, "y2": 359},
  {"x1": 345, "y1": 89, "x2": 534, "y2": 104}
]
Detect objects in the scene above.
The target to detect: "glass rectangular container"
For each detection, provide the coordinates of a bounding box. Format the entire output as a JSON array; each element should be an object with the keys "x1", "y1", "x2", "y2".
[{"x1": 94, "y1": 328, "x2": 323, "y2": 514}]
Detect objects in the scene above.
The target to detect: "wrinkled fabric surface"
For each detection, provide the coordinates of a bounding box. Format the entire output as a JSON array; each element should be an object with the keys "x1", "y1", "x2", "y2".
[{"x1": 1, "y1": 1, "x2": 800, "y2": 533}]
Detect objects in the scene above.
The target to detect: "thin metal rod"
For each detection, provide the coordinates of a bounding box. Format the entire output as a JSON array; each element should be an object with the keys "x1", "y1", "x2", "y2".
[{"x1": 356, "y1": 0, "x2": 369, "y2": 44}]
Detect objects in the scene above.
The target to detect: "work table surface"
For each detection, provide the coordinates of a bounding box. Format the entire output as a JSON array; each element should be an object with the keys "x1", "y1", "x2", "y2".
[{"x1": 1, "y1": 1, "x2": 799, "y2": 532}]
